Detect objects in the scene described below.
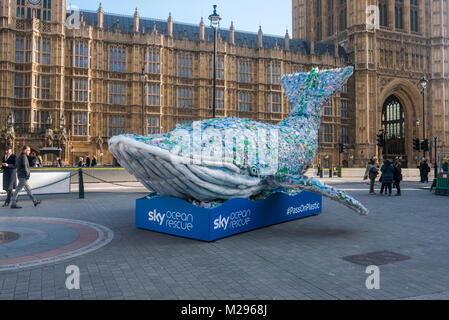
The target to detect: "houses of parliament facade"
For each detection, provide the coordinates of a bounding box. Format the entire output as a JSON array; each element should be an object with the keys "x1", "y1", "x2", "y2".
[{"x1": 0, "y1": 0, "x2": 447, "y2": 168}]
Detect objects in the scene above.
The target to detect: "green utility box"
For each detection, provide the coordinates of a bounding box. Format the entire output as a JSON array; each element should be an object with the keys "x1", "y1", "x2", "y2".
[{"x1": 431, "y1": 151, "x2": 449, "y2": 196}]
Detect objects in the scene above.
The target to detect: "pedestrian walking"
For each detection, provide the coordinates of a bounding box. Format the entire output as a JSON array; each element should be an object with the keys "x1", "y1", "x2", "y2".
[
  {"x1": 1, "y1": 146, "x2": 17, "y2": 207},
  {"x1": 419, "y1": 159, "x2": 430, "y2": 183},
  {"x1": 37, "y1": 154, "x2": 43, "y2": 167},
  {"x1": 364, "y1": 159, "x2": 379, "y2": 195},
  {"x1": 78, "y1": 157, "x2": 85, "y2": 167},
  {"x1": 380, "y1": 158, "x2": 394, "y2": 196},
  {"x1": 91, "y1": 156, "x2": 98, "y2": 167},
  {"x1": 85, "y1": 153, "x2": 91, "y2": 167},
  {"x1": 10, "y1": 146, "x2": 41, "y2": 209},
  {"x1": 29, "y1": 152, "x2": 38, "y2": 167},
  {"x1": 393, "y1": 159, "x2": 402, "y2": 196},
  {"x1": 52, "y1": 157, "x2": 61, "y2": 167}
]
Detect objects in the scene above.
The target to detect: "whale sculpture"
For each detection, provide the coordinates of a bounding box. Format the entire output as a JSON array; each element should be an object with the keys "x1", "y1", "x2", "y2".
[{"x1": 109, "y1": 66, "x2": 368, "y2": 215}]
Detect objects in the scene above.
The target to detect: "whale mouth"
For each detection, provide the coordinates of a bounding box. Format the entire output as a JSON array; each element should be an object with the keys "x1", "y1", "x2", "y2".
[{"x1": 109, "y1": 135, "x2": 265, "y2": 201}]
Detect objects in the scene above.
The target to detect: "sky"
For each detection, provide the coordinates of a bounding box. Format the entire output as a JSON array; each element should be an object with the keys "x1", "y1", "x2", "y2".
[{"x1": 68, "y1": 0, "x2": 292, "y2": 37}]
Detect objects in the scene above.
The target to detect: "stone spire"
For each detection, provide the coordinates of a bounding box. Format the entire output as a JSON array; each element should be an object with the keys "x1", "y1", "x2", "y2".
[
  {"x1": 230, "y1": 21, "x2": 235, "y2": 45},
  {"x1": 168, "y1": 12, "x2": 173, "y2": 37},
  {"x1": 285, "y1": 29, "x2": 290, "y2": 51},
  {"x1": 258, "y1": 25, "x2": 263, "y2": 48},
  {"x1": 97, "y1": 2, "x2": 103, "y2": 29},
  {"x1": 334, "y1": 40, "x2": 339, "y2": 58},
  {"x1": 200, "y1": 17, "x2": 205, "y2": 41},
  {"x1": 152, "y1": 22, "x2": 158, "y2": 35},
  {"x1": 133, "y1": 8, "x2": 139, "y2": 33}
]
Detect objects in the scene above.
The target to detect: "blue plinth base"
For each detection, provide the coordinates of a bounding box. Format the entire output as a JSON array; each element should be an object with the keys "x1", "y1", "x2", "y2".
[{"x1": 136, "y1": 191, "x2": 322, "y2": 242}]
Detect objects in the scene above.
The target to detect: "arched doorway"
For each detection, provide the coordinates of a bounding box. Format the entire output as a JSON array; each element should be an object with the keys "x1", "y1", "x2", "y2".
[{"x1": 382, "y1": 95, "x2": 406, "y2": 165}]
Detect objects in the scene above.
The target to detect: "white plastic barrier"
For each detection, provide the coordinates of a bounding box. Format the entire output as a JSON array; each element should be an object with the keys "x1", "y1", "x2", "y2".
[{"x1": 0, "y1": 171, "x2": 71, "y2": 195}]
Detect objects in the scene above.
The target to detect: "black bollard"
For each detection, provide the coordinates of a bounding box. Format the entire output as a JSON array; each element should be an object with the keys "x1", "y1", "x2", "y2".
[
  {"x1": 329, "y1": 168, "x2": 333, "y2": 178},
  {"x1": 78, "y1": 168, "x2": 85, "y2": 199},
  {"x1": 319, "y1": 167, "x2": 323, "y2": 178},
  {"x1": 338, "y1": 167, "x2": 342, "y2": 178}
]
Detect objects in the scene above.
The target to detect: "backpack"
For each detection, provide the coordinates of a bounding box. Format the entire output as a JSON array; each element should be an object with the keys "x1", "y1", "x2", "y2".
[{"x1": 369, "y1": 166, "x2": 379, "y2": 179}]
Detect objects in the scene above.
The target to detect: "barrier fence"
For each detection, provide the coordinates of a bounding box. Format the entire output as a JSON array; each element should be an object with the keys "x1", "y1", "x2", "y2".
[
  {"x1": 0, "y1": 168, "x2": 143, "y2": 199},
  {"x1": 1, "y1": 167, "x2": 424, "y2": 200}
]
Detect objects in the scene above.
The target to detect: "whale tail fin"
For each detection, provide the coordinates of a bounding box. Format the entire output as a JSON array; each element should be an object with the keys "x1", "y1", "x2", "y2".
[{"x1": 281, "y1": 66, "x2": 354, "y2": 119}]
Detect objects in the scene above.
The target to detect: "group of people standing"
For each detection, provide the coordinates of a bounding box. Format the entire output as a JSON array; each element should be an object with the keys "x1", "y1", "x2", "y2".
[
  {"x1": 28, "y1": 152, "x2": 43, "y2": 168},
  {"x1": 1, "y1": 146, "x2": 41, "y2": 209},
  {"x1": 78, "y1": 153, "x2": 98, "y2": 168},
  {"x1": 365, "y1": 158, "x2": 403, "y2": 196}
]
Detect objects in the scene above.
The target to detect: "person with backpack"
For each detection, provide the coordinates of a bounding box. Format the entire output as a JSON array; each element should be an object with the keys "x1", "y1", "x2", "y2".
[{"x1": 364, "y1": 159, "x2": 379, "y2": 195}]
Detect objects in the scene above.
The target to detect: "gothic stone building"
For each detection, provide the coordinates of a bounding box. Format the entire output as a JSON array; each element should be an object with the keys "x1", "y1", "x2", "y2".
[
  {"x1": 294, "y1": 0, "x2": 449, "y2": 167},
  {"x1": 2, "y1": 0, "x2": 353, "y2": 167}
]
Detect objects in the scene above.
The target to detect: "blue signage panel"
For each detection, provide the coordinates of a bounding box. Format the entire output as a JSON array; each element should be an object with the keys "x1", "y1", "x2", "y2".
[
  {"x1": 136, "y1": 197, "x2": 211, "y2": 241},
  {"x1": 136, "y1": 191, "x2": 322, "y2": 242}
]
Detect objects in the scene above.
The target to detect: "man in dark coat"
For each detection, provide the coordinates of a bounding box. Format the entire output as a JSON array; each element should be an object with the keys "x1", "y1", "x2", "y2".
[
  {"x1": 85, "y1": 153, "x2": 91, "y2": 167},
  {"x1": 420, "y1": 159, "x2": 431, "y2": 183},
  {"x1": 10, "y1": 146, "x2": 41, "y2": 209},
  {"x1": 380, "y1": 159, "x2": 395, "y2": 196},
  {"x1": 393, "y1": 159, "x2": 403, "y2": 196},
  {"x1": 2, "y1": 146, "x2": 17, "y2": 207},
  {"x1": 29, "y1": 152, "x2": 38, "y2": 168}
]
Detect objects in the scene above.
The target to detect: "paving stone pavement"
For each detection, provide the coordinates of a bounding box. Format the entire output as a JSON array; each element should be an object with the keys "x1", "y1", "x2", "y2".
[{"x1": 0, "y1": 181, "x2": 448, "y2": 300}]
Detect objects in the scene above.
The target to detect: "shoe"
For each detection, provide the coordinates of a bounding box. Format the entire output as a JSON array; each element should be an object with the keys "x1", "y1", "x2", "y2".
[
  {"x1": 34, "y1": 200, "x2": 41, "y2": 207},
  {"x1": 2, "y1": 202, "x2": 9, "y2": 207},
  {"x1": 10, "y1": 205, "x2": 22, "y2": 209},
  {"x1": 369, "y1": 192, "x2": 376, "y2": 195}
]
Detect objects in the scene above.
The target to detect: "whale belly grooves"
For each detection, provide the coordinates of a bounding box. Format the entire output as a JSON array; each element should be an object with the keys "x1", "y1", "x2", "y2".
[{"x1": 109, "y1": 135, "x2": 265, "y2": 201}]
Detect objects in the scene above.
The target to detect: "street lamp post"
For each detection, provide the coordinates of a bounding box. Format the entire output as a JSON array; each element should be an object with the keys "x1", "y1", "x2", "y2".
[
  {"x1": 209, "y1": 5, "x2": 221, "y2": 119},
  {"x1": 418, "y1": 76, "x2": 428, "y2": 159},
  {"x1": 141, "y1": 66, "x2": 147, "y2": 136},
  {"x1": 434, "y1": 137, "x2": 438, "y2": 179}
]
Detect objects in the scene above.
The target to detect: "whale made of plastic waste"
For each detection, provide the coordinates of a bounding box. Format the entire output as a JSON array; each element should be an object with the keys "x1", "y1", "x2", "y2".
[{"x1": 109, "y1": 66, "x2": 368, "y2": 215}]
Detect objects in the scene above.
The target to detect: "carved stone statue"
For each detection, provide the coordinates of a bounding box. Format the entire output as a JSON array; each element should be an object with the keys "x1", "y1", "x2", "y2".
[{"x1": 45, "y1": 129, "x2": 54, "y2": 147}]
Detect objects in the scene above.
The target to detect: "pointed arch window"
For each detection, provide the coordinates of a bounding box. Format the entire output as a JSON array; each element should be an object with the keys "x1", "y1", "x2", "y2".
[{"x1": 382, "y1": 95, "x2": 405, "y2": 156}]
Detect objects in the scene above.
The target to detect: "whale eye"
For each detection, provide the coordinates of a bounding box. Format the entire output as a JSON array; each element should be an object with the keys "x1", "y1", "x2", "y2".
[{"x1": 250, "y1": 166, "x2": 259, "y2": 176}]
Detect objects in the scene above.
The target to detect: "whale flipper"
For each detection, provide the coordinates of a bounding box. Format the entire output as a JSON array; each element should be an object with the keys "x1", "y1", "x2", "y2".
[{"x1": 273, "y1": 176, "x2": 369, "y2": 216}]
